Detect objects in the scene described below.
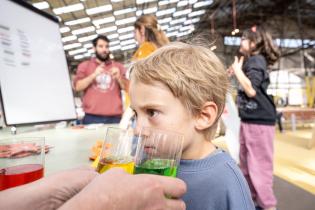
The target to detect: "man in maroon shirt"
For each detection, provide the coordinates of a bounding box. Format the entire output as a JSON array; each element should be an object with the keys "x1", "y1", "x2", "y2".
[{"x1": 74, "y1": 35, "x2": 128, "y2": 124}]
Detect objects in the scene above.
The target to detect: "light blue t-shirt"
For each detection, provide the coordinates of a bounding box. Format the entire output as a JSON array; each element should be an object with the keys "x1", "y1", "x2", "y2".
[{"x1": 177, "y1": 149, "x2": 255, "y2": 210}]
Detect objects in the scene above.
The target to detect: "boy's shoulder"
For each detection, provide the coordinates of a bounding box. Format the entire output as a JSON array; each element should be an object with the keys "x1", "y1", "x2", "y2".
[
  {"x1": 178, "y1": 150, "x2": 239, "y2": 176},
  {"x1": 178, "y1": 150, "x2": 248, "y2": 191},
  {"x1": 178, "y1": 151, "x2": 255, "y2": 210},
  {"x1": 204, "y1": 151, "x2": 244, "y2": 184}
]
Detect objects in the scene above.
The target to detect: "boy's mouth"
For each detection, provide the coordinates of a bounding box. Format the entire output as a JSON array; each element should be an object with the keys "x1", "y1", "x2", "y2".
[{"x1": 144, "y1": 145, "x2": 157, "y2": 154}]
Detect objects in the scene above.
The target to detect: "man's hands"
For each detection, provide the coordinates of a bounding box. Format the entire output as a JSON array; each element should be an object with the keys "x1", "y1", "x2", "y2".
[
  {"x1": 110, "y1": 67, "x2": 121, "y2": 80},
  {"x1": 60, "y1": 168, "x2": 187, "y2": 210},
  {"x1": 0, "y1": 167, "x2": 186, "y2": 210},
  {"x1": 92, "y1": 63, "x2": 105, "y2": 78},
  {"x1": 110, "y1": 66, "x2": 128, "y2": 90},
  {"x1": 0, "y1": 167, "x2": 98, "y2": 210},
  {"x1": 93, "y1": 64, "x2": 121, "y2": 81},
  {"x1": 75, "y1": 63, "x2": 105, "y2": 91},
  {"x1": 45, "y1": 167, "x2": 98, "y2": 208},
  {"x1": 93, "y1": 65, "x2": 121, "y2": 82}
]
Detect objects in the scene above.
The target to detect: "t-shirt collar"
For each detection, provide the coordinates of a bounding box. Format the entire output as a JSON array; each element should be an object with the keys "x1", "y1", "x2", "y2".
[{"x1": 92, "y1": 57, "x2": 112, "y2": 66}]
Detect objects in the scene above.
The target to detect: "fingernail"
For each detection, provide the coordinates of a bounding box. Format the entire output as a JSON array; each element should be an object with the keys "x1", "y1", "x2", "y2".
[{"x1": 181, "y1": 201, "x2": 186, "y2": 210}]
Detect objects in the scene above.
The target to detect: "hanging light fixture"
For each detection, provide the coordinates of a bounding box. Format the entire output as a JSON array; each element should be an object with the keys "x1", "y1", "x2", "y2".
[
  {"x1": 231, "y1": 0, "x2": 239, "y2": 35},
  {"x1": 210, "y1": 13, "x2": 215, "y2": 34}
]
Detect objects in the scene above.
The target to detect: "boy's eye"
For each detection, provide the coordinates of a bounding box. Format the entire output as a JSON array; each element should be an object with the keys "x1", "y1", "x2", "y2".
[
  {"x1": 146, "y1": 109, "x2": 159, "y2": 118},
  {"x1": 132, "y1": 110, "x2": 138, "y2": 119}
]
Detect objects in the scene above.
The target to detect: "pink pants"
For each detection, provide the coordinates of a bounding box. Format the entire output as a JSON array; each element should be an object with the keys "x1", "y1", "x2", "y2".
[{"x1": 239, "y1": 122, "x2": 277, "y2": 209}]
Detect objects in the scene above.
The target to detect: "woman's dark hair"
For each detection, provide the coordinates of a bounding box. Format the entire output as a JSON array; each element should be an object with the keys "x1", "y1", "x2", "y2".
[
  {"x1": 242, "y1": 25, "x2": 280, "y2": 65},
  {"x1": 134, "y1": 14, "x2": 169, "y2": 47},
  {"x1": 92, "y1": 35, "x2": 109, "y2": 47}
]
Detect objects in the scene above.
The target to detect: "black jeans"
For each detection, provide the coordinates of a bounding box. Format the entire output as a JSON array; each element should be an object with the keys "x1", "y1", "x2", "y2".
[{"x1": 82, "y1": 113, "x2": 121, "y2": 124}]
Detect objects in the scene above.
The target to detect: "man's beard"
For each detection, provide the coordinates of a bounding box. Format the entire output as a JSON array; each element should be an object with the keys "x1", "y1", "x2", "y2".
[{"x1": 95, "y1": 51, "x2": 110, "y2": 62}]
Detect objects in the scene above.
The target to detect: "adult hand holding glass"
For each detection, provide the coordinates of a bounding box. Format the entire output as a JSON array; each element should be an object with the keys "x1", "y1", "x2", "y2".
[
  {"x1": 60, "y1": 168, "x2": 187, "y2": 210},
  {"x1": 0, "y1": 167, "x2": 186, "y2": 210},
  {"x1": 0, "y1": 167, "x2": 98, "y2": 210}
]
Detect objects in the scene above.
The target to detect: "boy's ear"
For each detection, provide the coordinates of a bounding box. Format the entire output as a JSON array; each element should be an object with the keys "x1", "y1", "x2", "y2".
[{"x1": 194, "y1": 101, "x2": 218, "y2": 131}]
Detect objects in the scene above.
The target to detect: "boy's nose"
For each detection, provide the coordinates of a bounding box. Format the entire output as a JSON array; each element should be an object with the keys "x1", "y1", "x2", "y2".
[
  {"x1": 133, "y1": 117, "x2": 149, "y2": 136},
  {"x1": 134, "y1": 124, "x2": 141, "y2": 136}
]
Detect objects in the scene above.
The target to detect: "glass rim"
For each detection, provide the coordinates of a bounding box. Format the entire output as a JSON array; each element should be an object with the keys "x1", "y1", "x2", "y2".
[
  {"x1": 138, "y1": 126, "x2": 184, "y2": 138},
  {"x1": 0, "y1": 137, "x2": 45, "y2": 145},
  {"x1": 105, "y1": 126, "x2": 134, "y2": 133},
  {"x1": 104, "y1": 126, "x2": 134, "y2": 137},
  {"x1": 105, "y1": 126, "x2": 185, "y2": 139},
  {"x1": 106, "y1": 126, "x2": 123, "y2": 131},
  {"x1": 134, "y1": 127, "x2": 184, "y2": 161}
]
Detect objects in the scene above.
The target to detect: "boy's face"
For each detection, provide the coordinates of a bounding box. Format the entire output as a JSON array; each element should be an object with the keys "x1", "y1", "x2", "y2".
[{"x1": 129, "y1": 79, "x2": 196, "y2": 156}]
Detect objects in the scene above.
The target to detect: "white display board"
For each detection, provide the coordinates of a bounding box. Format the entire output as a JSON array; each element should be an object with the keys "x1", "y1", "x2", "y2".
[{"x1": 0, "y1": 0, "x2": 76, "y2": 125}]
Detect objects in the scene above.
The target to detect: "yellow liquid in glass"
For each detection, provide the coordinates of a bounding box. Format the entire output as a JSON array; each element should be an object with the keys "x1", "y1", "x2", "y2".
[{"x1": 96, "y1": 156, "x2": 134, "y2": 174}]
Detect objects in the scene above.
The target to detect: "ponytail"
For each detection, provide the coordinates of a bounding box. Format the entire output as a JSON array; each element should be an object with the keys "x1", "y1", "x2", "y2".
[
  {"x1": 144, "y1": 26, "x2": 169, "y2": 47},
  {"x1": 135, "y1": 14, "x2": 169, "y2": 48}
]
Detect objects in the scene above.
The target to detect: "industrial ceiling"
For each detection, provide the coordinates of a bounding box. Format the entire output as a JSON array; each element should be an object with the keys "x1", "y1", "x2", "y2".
[
  {"x1": 26, "y1": 0, "x2": 315, "y2": 71},
  {"x1": 27, "y1": 0, "x2": 212, "y2": 69}
]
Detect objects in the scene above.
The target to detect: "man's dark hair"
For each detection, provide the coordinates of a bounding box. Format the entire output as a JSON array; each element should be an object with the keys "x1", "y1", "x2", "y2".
[{"x1": 92, "y1": 35, "x2": 110, "y2": 47}]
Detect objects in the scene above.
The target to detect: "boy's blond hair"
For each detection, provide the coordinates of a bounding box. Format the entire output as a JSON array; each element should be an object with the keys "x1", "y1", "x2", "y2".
[{"x1": 130, "y1": 42, "x2": 229, "y2": 139}]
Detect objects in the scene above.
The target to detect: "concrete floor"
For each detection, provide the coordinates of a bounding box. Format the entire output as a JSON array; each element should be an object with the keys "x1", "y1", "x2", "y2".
[{"x1": 274, "y1": 176, "x2": 315, "y2": 210}]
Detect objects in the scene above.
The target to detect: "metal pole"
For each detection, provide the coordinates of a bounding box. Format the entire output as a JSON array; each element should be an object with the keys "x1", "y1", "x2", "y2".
[
  {"x1": 232, "y1": 0, "x2": 237, "y2": 32},
  {"x1": 296, "y1": 0, "x2": 305, "y2": 73}
]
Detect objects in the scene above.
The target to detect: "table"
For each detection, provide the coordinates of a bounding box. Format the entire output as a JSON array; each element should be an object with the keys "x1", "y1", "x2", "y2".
[
  {"x1": 0, "y1": 125, "x2": 110, "y2": 176},
  {"x1": 277, "y1": 107, "x2": 315, "y2": 122},
  {"x1": 277, "y1": 107, "x2": 315, "y2": 149}
]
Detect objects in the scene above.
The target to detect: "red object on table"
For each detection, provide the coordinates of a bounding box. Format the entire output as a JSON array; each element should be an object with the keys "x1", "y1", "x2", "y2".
[
  {"x1": 0, "y1": 164, "x2": 44, "y2": 191},
  {"x1": 0, "y1": 143, "x2": 51, "y2": 158}
]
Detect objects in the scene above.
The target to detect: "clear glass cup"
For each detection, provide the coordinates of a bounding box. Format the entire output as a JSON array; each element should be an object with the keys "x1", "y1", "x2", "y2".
[
  {"x1": 133, "y1": 127, "x2": 184, "y2": 177},
  {"x1": 0, "y1": 137, "x2": 45, "y2": 191},
  {"x1": 96, "y1": 127, "x2": 136, "y2": 174}
]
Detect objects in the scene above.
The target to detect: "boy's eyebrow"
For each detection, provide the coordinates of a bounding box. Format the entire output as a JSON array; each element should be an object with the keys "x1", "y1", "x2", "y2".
[
  {"x1": 132, "y1": 103, "x2": 165, "y2": 110},
  {"x1": 141, "y1": 104, "x2": 164, "y2": 109}
]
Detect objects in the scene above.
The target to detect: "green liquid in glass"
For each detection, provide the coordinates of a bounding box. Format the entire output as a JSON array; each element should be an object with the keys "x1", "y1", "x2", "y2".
[{"x1": 134, "y1": 159, "x2": 177, "y2": 177}]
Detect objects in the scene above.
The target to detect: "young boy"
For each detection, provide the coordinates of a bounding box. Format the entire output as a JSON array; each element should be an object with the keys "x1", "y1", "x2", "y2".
[{"x1": 129, "y1": 42, "x2": 255, "y2": 210}]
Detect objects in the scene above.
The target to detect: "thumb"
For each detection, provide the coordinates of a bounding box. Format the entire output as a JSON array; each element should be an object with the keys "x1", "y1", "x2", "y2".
[{"x1": 239, "y1": 56, "x2": 244, "y2": 65}]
